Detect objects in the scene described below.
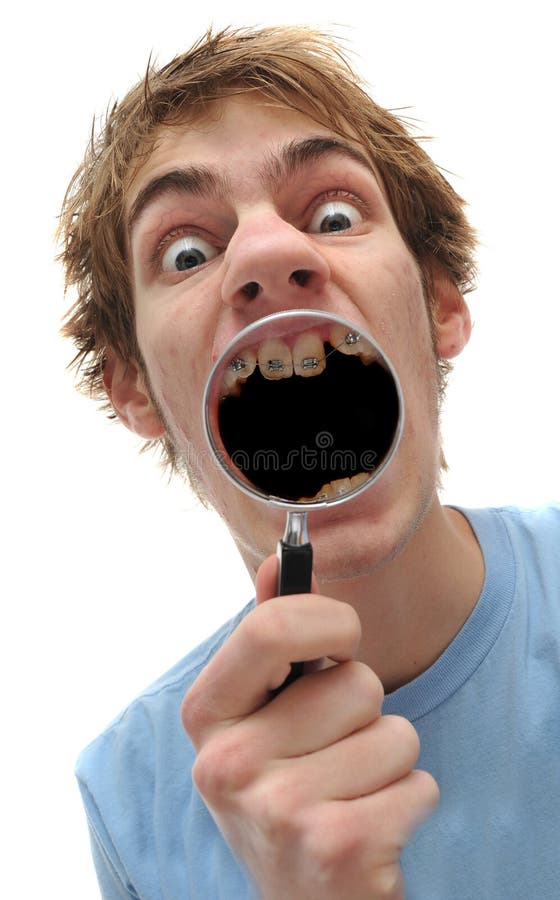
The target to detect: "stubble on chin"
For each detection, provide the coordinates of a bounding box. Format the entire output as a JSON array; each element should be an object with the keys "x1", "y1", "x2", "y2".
[{"x1": 312, "y1": 482, "x2": 437, "y2": 586}]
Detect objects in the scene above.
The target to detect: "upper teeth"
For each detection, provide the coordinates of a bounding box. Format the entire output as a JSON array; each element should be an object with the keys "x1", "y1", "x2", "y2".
[
  {"x1": 221, "y1": 347, "x2": 257, "y2": 397},
  {"x1": 258, "y1": 338, "x2": 294, "y2": 380},
  {"x1": 293, "y1": 331, "x2": 326, "y2": 378},
  {"x1": 220, "y1": 325, "x2": 378, "y2": 397}
]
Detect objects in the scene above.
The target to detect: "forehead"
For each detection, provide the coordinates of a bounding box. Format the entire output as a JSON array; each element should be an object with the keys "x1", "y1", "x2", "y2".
[{"x1": 126, "y1": 94, "x2": 379, "y2": 209}]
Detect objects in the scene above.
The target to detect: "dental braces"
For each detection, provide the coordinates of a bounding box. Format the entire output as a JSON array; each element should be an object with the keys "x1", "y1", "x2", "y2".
[
  {"x1": 228, "y1": 332, "x2": 359, "y2": 375},
  {"x1": 265, "y1": 356, "x2": 322, "y2": 372},
  {"x1": 267, "y1": 359, "x2": 285, "y2": 372},
  {"x1": 301, "y1": 357, "x2": 320, "y2": 370},
  {"x1": 229, "y1": 357, "x2": 248, "y2": 372}
]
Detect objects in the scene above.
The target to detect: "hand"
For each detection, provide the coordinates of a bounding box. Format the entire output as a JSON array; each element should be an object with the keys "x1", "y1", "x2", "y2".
[{"x1": 182, "y1": 556, "x2": 439, "y2": 899}]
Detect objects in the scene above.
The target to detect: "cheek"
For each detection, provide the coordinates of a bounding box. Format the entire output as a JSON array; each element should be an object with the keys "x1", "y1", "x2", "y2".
[
  {"x1": 360, "y1": 245, "x2": 438, "y2": 426},
  {"x1": 138, "y1": 309, "x2": 182, "y2": 385},
  {"x1": 352, "y1": 242, "x2": 430, "y2": 355},
  {"x1": 135, "y1": 299, "x2": 209, "y2": 434},
  {"x1": 137, "y1": 280, "x2": 215, "y2": 372}
]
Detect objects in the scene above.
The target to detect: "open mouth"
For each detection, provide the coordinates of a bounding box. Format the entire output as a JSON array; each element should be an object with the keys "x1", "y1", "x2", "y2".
[{"x1": 217, "y1": 324, "x2": 400, "y2": 503}]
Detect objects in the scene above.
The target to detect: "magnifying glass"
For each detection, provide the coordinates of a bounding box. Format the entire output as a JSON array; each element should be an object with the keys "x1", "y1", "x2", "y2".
[{"x1": 203, "y1": 309, "x2": 404, "y2": 685}]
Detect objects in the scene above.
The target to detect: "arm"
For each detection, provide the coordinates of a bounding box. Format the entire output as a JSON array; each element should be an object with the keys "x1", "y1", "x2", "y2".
[{"x1": 77, "y1": 778, "x2": 139, "y2": 900}]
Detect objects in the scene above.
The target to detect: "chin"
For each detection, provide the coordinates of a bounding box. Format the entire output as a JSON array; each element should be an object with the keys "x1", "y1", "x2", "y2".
[
  {"x1": 309, "y1": 523, "x2": 402, "y2": 584},
  {"x1": 308, "y1": 479, "x2": 436, "y2": 585}
]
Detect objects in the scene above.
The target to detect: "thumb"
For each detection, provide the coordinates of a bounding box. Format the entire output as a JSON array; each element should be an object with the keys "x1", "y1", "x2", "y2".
[{"x1": 255, "y1": 555, "x2": 279, "y2": 605}]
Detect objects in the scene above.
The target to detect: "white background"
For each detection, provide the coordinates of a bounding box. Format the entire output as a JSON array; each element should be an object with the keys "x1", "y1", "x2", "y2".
[{"x1": 2, "y1": 1, "x2": 558, "y2": 896}]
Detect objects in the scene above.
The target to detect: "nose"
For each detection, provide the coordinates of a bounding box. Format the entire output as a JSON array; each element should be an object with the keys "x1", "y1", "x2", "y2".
[{"x1": 221, "y1": 212, "x2": 331, "y2": 310}]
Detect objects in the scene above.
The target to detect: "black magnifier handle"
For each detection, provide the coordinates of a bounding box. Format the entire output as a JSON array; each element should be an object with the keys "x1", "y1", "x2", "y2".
[
  {"x1": 278, "y1": 539, "x2": 313, "y2": 595},
  {"x1": 274, "y1": 511, "x2": 313, "y2": 691}
]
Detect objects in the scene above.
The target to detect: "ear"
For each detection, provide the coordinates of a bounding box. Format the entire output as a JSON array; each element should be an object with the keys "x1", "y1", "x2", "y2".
[
  {"x1": 103, "y1": 350, "x2": 165, "y2": 439},
  {"x1": 432, "y1": 269, "x2": 472, "y2": 360}
]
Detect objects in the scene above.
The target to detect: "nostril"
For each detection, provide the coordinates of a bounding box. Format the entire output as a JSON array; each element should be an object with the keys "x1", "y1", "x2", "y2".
[
  {"x1": 242, "y1": 281, "x2": 261, "y2": 300},
  {"x1": 290, "y1": 269, "x2": 311, "y2": 288}
]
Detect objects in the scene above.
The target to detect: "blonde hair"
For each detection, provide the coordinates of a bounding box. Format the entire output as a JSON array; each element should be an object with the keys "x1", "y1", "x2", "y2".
[{"x1": 59, "y1": 25, "x2": 476, "y2": 472}]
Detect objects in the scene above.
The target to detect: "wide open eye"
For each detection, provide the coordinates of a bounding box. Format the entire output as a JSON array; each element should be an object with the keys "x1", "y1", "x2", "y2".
[
  {"x1": 161, "y1": 235, "x2": 218, "y2": 273},
  {"x1": 307, "y1": 200, "x2": 363, "y2": 235}
]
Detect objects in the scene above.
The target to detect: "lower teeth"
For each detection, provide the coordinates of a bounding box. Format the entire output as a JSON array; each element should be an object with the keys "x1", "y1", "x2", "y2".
[{"x1": 300, "y1": 471, "x2": 371, "y2": 502}]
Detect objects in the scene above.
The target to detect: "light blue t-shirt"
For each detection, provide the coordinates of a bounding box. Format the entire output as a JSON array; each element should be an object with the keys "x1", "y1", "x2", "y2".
[{"x1": 77, "y1": 505, "x2": 560, "y2": 899}]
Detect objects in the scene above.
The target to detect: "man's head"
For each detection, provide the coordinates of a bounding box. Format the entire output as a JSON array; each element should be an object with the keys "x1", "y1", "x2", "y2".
[{"x1": 59, "y1": 25, "x2": 476, "y2": 479}]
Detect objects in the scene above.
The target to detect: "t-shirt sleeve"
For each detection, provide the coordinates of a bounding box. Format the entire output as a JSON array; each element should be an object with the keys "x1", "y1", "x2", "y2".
[{"x1": 79, "y1": 778, "x2": 140, "y2": 900}]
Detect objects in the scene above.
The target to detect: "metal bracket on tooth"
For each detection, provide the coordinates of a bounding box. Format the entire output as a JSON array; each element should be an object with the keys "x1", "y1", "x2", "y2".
[
  {"x1": 267, "y1": 359, "x2": 285, "y2": 372},
  {"x1": 301, "y1": 357, "x2": 320, "y2": 370},
  {"x1": 345, "y1": 331, "x2": 361, "y2": 346},
  {"x1": 230, "y1": 357, "x2": 248, "y2": 372}
]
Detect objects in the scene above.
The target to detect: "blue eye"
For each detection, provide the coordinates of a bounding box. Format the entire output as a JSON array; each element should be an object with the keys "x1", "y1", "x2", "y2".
[
  {"x1": 161, "y1": 235, "x2": 218, "y2": 273},
  {"x1": 308, "y1": 200, "x2": 362, "y2": 234}
]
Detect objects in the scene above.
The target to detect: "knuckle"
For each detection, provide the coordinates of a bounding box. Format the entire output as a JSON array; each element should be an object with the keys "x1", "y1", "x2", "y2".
[
  {"x1": 369, "y1": 864, "x2": 404, "y2": 898},
  {"x1": 302, "y1": 805, "x2": 366, "y2": 873},
  {"x1": 243, "y1": 601, "x2": 293, "y2": 655},
  {"x1": 343, "y1": 660, "x2": 384, "y2": 710},
  {"x1": 180, "y1": 683, "x2": 208, "y2": 740},
  {"x1": 383, "y1": 714, "x2": 421, "y2": 762},
  {"x1": 339, "y1": 600, "x2": 363, "y2": 648},
  {"x1": 414, "y1": 768, "x2": 441, "y2": 810},
  {"x1": 386, "y1": 770, "x2": 440, "y2": 842},
  {"x1": 250, "y1": 773, "x2": 307, "y2": 841},
  {"x1": 191, "y1": 730, "x2": 256, "y2": 803},
  {"x1": 296, "y1": 805, "x2": 405, "y2": 896}
]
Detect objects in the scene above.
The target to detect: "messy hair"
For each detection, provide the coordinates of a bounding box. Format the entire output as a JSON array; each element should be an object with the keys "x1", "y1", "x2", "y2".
[{"x1": 58, "y1": 24, "x2": 476, "y2": 473}]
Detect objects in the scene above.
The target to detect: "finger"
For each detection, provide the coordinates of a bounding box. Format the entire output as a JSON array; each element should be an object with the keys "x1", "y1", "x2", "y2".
[
  {"x1": 309, "y1": 769, "x2": 439, "y2": 870},
  {"x1": 243, "y1": 660, "x2": 384, "y2": 759},
  {"x1": 255, "y1": 554, "x2": 319, "y2": 605},
  {"x1": 350, "y1": 768, "x2": 441, "y2": 847},
  {"x1": 182, "y1": 594, "x2": 361, "y2": 746},
  {"x1": 267, "y1": 715, "x2": 420, "y2": 802}
]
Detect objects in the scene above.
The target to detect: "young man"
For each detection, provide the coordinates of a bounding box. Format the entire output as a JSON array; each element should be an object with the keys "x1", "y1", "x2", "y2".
[{"x1": 60, "y1": 26, "x2": 560, "y2": 900}]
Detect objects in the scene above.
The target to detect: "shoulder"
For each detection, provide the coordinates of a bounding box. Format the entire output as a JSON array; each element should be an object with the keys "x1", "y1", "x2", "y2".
[
  {"x1": 486, "y1": 503, "x2": 558, "y2": 552},
  {"x1": 462, "y1": 503, "x2": 560, "y2": 550},
  {"x1": 498, "y1": 503, "x2": 560, "y2": 591},
  {"x1": 497, "y1": 502, "x2": 560, "y2": 532},
  {"x1": 76, "y1": 599, "x2": 254, "y2": 804},
  {"x1": 461, "y1": 503, "x2": 560, "y2": 598}
]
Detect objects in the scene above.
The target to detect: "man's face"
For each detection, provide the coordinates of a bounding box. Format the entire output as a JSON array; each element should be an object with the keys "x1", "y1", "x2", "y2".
[{"x1": 125, "y1": 94, "x2": 453, "y2": 581}]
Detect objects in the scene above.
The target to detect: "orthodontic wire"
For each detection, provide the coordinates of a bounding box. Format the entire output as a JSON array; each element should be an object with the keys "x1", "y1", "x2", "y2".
[{"x1": 229, "y1": 332, "x2": 363, "y2": 374}]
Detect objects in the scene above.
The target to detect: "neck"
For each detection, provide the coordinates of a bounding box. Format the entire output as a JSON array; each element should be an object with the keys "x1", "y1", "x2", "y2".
[{"x1": 315, "y1": 502, "x2": 484, "y2": 692}]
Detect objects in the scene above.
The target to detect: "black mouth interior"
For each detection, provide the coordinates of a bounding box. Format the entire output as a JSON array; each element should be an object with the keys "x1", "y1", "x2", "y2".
[{"x1": 218, "y1": 343, "x2": 400, "y2": 502}]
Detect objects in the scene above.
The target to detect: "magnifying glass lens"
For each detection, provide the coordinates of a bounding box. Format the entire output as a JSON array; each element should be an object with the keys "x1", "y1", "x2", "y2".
[{"x1": 204, "y1": 310, "x2": 403, "y2": 509}]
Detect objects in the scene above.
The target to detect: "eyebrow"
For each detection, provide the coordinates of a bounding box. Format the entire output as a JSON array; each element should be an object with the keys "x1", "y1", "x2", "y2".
[
  {"x1": 262, "y1": 137, "x2": 376, "y2": 192},
  {"x1": 127, "y1": 166, "x2": 230, "y2": 235},
  {"x1": 127, "y1": 137, "x2": 376, "y2": 236}
]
